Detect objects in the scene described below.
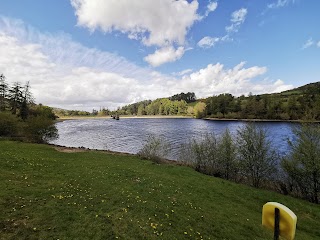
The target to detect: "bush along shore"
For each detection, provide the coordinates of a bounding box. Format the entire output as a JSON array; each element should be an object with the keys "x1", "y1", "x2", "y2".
[
  {"x1": 1, "y1": 140, "x2": 320, "y2": 239},
  {"x1": 139, "y1": 123, "x2": 320, "y2": 204}
]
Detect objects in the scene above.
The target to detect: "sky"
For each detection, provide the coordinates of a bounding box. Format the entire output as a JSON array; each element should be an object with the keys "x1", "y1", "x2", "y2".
[{"x1": 0, "y1": 0, "x2": 319, "y2": 111}]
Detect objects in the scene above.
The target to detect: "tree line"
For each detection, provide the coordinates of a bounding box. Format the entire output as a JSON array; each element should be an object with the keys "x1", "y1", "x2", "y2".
[
  {"x1": 203, "y1": 83, "x2": 320, "y2": 120},
  {"x1": 53, "y1": 81, "x2": 320, "y2": 121},
  {"x1": 0, "y1": 74, "x2": 58, "y2": 143},
  {"x1": 119, "y1": 98, "x2": 190, "y2": 116}
]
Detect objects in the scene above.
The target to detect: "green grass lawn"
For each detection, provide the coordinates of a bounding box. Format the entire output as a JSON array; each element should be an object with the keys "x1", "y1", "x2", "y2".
[{"x1": 0, "y1": 140, "x2": 319, "y2": 239}]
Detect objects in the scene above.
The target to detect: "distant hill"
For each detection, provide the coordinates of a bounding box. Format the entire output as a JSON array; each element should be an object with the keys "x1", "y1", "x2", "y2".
[
  {"x1": 203, "y1": 81, "x2": 320, "y2": 120},
  {"x1": 279, "y1": 81, "x2": 320, "y2": 97},
  {"x1": 117, "y1": 82, "x2": 320, "y2": 121}
]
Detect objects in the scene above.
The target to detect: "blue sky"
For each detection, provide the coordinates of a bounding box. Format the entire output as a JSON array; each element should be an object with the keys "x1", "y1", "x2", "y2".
[{"x1": 0, "y1": 0, "x2": 319, "y2": 110}]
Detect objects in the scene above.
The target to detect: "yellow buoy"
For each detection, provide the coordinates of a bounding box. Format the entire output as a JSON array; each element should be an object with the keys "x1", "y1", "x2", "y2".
[{"x1": 262, "y1": 202, "x2": 297, "y2": 240}]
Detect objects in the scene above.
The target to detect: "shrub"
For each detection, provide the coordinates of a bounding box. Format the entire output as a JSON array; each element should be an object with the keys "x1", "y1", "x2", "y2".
[
  {"x1": 0, "y1": 112, "x2": 20, "y2": 137},
  {"x1": 282, "y1": 124, "x2": 320, "y2": 203},
  {"x1": 236, "y1": 124, "x2": 277, "y2": 188},
  {"x1": 217, "y1": 129, "x2": 238, "y2": 180},
  {"x1": 179, "y1": 134, "x2": 221, "y2": 177},
  {"x1": 24, "y1": 116, "x2": 58, "y2": 143},
  {"x1": 138, "y1": 136, "x2": 170, "y2": 163}
]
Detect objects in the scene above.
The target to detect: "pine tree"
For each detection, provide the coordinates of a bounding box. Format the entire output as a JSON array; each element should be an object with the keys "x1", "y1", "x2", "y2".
[
  {"x1": 0, "y1": 74, "x2": 8, "y2": 111},
  {"x1": 8, "y1": 82, "x2": 23, "y2": 115},
  {"x1": 19, "y1": 81, "x2": 34, "y2": 120}
]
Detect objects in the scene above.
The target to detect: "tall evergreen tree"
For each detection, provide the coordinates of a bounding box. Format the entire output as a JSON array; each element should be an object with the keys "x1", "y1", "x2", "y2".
[
  {"x1": 19, "y1": 81, "x2": 34, "y2": 120},
  {"x1": 0, "y1": 74, "x2": 8, "y2": 111},
  {"x1": 8, "y1": 82, "x2": 23, "y2": 115}
]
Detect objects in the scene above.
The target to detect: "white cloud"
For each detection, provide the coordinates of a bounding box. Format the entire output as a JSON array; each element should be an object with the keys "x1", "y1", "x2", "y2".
[
  {"x1": 197, "y1": 36, "x2": 220, "y2": 48},
  {"x1": 144, "y1": 46, "x2": 186, "y2": 67},
  {"x1": 174, "y1": 62, "x2": 292, "y2": 97},
  {"x1": 268, "y1": 0, "x2": 295, "y2": 9},
  {"x1": 70, "y1": 0, "x2": 201, "y2": 66},
  {"x1": 197, "y1": 8, "x2": 246, "y2": 50},
  {"x1": 302, "y1": 38, "x2": 314, "y2": 49},
  {"x1": 0, "y1": 16, "x2": 168, "y2": 109},
  {"x1": 226, "y1": 8, "x2": 247, "y2": 33},
  {"x1": 205, "y1": 2, "x2": 218, "y2": 17},
  {"x1": 0, "y1": 16, "x2": 293, "y2": 110},
  {"x1": 173, "y1": 69, "x2": 193, "y2": 76},
  {"x1": 317, "y1": 41, "x2": 320, "y2": 48},
  {"x1": 231, "y1": 8, "x2": 247, "y2": 23},
  {"x1": 71, "y1": 0, "x2": 199, "y2": 47}
]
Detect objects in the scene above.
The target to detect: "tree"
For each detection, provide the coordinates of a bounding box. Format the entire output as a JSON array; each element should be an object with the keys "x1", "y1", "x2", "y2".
[
  {"x1": 8, "y1": 82, "x2": 23, "y2": 115},
  {"x1": 0, "y1": 74, "x2": 8, "y2": 111},
  {"x1": 19, "y1": 98, "x2": 29, "y2": 120},
  {"x1": 24, "y1": 116, "x2": 58, "y2": 143},
  {"x1": 236, "y1": 124, "x2": 277, "y2": 188},
  {"x1": 194, "y1": 102, "x2": 206, "y2": 119},
  {"x1": 188, "y1": 134, "x2": 219, "y2": 176},
  {"x1": 0, "y1": 112, "x2": 20, "y2": 136},
  {"x1": 169, "y1": 92, "x2": 196, "y2": 103},
  {"x1": 137, "y1": 103, "x2": 146, "y2": 115},
  {"x1": 23, "y1": 81, "x2": 34, "y2": 105},
  {"x1": 282, "y1": 124, "x2": 320, "y2": 203},
  {"x1": 218, "y1": 129, "x2": 237, "y2": 180}
]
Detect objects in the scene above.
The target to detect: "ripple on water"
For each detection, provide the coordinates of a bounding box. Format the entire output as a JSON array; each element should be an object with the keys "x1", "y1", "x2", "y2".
[{"x1": 50, "y1": 118, "x2": 297, "y2": 160}]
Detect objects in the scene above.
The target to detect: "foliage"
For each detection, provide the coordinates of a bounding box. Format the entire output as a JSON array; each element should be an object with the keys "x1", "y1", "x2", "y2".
[
  {"x1": 138, "y1": 135, "x2": 170, "y2": 163},
  {"x1": 119, "y1": 93, "x2": 194, "y2": 116},
  {"x1": 120, "y1": 98, "x2": 189, "y2": 116},
  {"x1": 204, "y1": 82, "x2": 320, "y2": 120},
  {"x1": 236, "y1": 124, "x2": 277, "y2": 188},
  {"x1": 179, "y1": 132, "x2": 238, "y2": 179},
  {"x1": 0, "y1": 74, "x2": 8, "y2": 111},
  {"x1": 0, "y1": 74, "x2": 58, "y2": 143},
  {"x1": 116, "y1": 81, "x2": 320, "y2": 120},
  {"x1": 30, "y1": 104, "x2": 57, "y2": 120},
  {"x1": 169, "y1": 92, "x2": 196, "y2": 103},
  {"x1": 0, "y1": 112, "x2": 20, "y2": 137},
  {"x1": 282, "y1": 124, "x2": 320, "y2": 203},
  {"x1": 24, "y1": 116, "x2": 58, "y2": 143},
  {"x1": 217, "y1": 129, "x2": 238, "y2": 180},
  {"x1": 8, "y1": 81, "x2": 24, "y2": 115},
  {"x1": 53, "y1": 108, "x2": 92, "y2": 117},
  {"x1": 179, "y1": 124, "x2": 278, "y2": 189},
  {"x1": 194, "y1": 102, "x2": 206, "y2": 119},
  {"x1": 190, "y1": 134, "x2": 220, "y2": 175}
]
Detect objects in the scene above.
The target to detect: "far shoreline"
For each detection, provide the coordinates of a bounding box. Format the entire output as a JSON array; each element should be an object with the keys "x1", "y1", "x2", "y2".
[
  {"x1": 204, "y1": 117, "x2": 320, "y2": 123},
  {"x1": 56, "y1": 115, "x2": 193, "y2": 121},
  {"x1": 56, "y1": 115, "x2": 320, "y2": 123}
]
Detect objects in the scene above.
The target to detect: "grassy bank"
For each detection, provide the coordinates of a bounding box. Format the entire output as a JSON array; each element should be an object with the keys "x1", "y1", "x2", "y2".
[{"x1": 0, "y1": 141, "x2": 319, "y2": 239}]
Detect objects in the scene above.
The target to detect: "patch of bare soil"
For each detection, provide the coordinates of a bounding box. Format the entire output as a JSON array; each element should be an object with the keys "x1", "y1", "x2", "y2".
[{"x1": 54, "y1": 146, "x2": 88, "y2": 153}]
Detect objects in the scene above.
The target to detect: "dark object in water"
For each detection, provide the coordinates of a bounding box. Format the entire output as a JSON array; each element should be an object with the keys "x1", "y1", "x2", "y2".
[{"x1": 111, "y1": 114, "x2": 119, "y2": 120}]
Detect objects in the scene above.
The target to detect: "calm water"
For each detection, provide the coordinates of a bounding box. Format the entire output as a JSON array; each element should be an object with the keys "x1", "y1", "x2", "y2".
[{"x1": 50, "y1": 118, "x2": 298, "y2": 160}]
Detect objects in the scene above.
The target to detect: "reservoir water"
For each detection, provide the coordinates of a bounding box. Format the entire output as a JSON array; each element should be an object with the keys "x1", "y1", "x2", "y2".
[{"x1": 50, "y1": 118, "x2": 298, "y2": 160}]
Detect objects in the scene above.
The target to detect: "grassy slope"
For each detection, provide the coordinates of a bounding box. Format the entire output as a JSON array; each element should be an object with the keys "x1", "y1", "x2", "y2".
[{"x1": 0, "y1": 141, "x2": 319, "y2": 240}]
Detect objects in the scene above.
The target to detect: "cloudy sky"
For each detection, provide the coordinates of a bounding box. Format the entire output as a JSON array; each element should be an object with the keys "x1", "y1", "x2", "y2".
[{"x1": 0, "y1": 0, "x2": 319, "y2": 111}]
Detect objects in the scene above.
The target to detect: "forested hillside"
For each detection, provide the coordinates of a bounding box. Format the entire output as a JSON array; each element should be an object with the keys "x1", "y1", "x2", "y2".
[
  {"x1": 204, "y1": 82, "x2": 320, "y2": 120},
  {"x1": 118, "y1": 82, "x2": 320, "y2": 120}
]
